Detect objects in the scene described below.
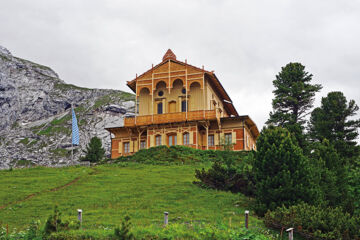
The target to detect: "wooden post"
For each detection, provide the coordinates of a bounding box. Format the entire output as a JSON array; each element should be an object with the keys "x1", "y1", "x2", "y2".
[
  {"x1": 202, "y1": 65, "x2": 205, "y2": 119},
  {"x1": 245, "y1": 210, "x2": 249, "y2": 229},
  {"x1": 185, "y1": 59, "x2": 188, "y2": 120},
  {"x1": 206, "y1": 125, "x2": 209, "y2": 150},
  {"x1": 152, "y1": 64, "x2": 154, "y2": 123},
  {"x1": 164, "y1": 211, "x2": 169, "y2": 226},
  {"x1": 135, "y1": 74, "x2": 138, "y2": 125},
  {"x1": 6, "y1": 224, "x2": 8, "y2": 236},
  {"x1": 77, "y1": 209, "x2": 82, "y2": 228},
  {"x1": 286, "y1": 228, "x2": 294, "y2": 240}
]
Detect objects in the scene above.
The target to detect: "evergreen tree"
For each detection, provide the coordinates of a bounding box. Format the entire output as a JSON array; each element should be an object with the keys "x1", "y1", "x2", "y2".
[
  {"x1": 267, "y1": 62, "x2": 322, "y2": 147},
  {"x1": 310, "y1": 140, "x2": 347, "y2": 207},
  {"x1": 82, "y1": 136, "x2": 105, "y2": 162},
  {"x1": 253, "y1": 126, "x2": 319, "y2": 216},
  {"x1": 309, "y1": 91, "x2": 360, "y2": 160}
]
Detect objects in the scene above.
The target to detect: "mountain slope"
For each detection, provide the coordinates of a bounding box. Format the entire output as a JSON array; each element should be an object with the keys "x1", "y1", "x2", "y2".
[{"x1": 0, "y1": 46, "x2": 134, "y2": 168}]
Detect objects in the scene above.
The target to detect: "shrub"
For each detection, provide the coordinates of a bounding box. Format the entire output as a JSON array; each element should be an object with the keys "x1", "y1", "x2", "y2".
[
  {"x1": 44, "y1": 206, "x2": 80, "y2": 235},
  {"x1": 113, "y1": 215, "x2": 134, "y2": 240},
  {"x1": 81, "y1": 136, "x2": 105, "y2": 163},
  {"x1": 264, "y1": 203, "x2": 360, "y2": 240},
  {"x1": 114, "y1": 145, "x2": 249, "y2": 165},
  {"x1": 194, "y1": 152, "x2": 255, "y2": 196}
]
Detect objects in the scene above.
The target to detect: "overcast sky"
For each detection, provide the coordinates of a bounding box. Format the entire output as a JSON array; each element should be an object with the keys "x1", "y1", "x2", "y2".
[{"x1": 1, "y1": 0, "x2": 359, "y2": 132}]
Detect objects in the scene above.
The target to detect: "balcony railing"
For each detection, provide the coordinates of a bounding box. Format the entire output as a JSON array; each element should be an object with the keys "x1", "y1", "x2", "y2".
[{"x1": 124, "y1": 110, "x2": 217, "y2": 127}]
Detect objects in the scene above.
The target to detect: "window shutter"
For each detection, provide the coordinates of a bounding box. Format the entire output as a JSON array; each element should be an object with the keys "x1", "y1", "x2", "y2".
[
  {"x1": 162, "y1": 133, "x2": 166, "y2": 145},
  {"x1": 232, "y1": 131, "x2": 236, "y2": 144},
  {"x1": 214, "y1": 133, "x2": 219, "y2": 145},
  {"x1": 130, "y1": 140, "x2": 134, "y2": 152},
  {"x1": 150, "y1": 135, "x2": 155, "y2": 147},
  {"x1": 177, "y1": 132, "x2": 182, "y2": 145},
  {"x1": 134, "y1": 140, "x2": 138, "y2": 152},
  {"x1": 189, "y1": 132, "x2": 193, "y2": 144},
  {"x1": 118, "y1": 141, "x2": 122, "y2": 154}
]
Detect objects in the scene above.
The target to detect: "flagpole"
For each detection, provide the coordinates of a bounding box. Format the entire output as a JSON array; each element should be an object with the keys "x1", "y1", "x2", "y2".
[{"x1": 71, "y1": 103, "x2": 73, "y2": 163}]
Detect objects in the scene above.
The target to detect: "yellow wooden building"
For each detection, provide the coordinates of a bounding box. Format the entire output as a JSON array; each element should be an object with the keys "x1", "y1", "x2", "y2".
[{"x1": 106, "y1": 49, "x2": 259, "y2": 158}]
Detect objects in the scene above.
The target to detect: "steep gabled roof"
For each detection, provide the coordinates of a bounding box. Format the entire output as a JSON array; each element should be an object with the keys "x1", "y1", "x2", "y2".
[{"x1": 126, "y1": 50, "x2": 238, "y2": 116}]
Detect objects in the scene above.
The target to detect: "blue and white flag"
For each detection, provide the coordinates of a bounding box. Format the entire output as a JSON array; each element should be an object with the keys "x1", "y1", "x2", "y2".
[{"x1": 72, "y1": 108, "x2": 79, "y2": 145}]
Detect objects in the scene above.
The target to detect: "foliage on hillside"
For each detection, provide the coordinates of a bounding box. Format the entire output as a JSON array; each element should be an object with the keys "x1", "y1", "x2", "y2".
[
  {"x1": 113, "y1": 145, "x2": 250, "y2": 165},
  {"x1": 261, "y1": 62, "x2": 360, "y2": 239},
  {"x1": 1, "y1": 221, "x2": 279, "y2": 240},
  {"x1": 194, "y1": 151, "x2": 255, "y2": 196},
  {"x1": 264, "y1": 203, "x2": 360, "y2": 240},
  {"x1": 253, "y1": 126, "x2": 319, "y2": 216}
]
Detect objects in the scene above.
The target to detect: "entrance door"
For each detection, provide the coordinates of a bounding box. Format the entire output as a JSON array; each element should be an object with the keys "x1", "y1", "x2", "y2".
[
  {"x1": 169, "y1": 101, "x2": 176, "y2": 113},
  {"x1": 168, "y1": 135, "x2": 177, "y2": 146}
]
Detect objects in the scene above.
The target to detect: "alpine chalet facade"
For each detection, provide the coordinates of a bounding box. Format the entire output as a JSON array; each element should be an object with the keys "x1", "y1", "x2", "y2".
[{"x1": 106, "y1": 50, "x2": 259, "y2": 158}]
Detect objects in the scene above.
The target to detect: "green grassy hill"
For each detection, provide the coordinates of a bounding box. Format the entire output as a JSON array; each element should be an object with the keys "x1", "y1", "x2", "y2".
[
  {"x1": 0, "y1": 160, "x2": 285, "y2": 239},
  {"x1": 1, "y1": 146, "x2": 301, "y2": 239}
]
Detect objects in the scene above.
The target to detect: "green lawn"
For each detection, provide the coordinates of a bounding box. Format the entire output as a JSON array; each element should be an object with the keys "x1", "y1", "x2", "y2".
[{"x1": 0, "y1": 163, "x2": 263, "y2": 232}]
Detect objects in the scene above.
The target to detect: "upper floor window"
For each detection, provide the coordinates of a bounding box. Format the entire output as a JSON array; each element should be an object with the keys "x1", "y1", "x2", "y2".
[
  {"x1": 155, "y1": 135, "x2": 162, "y2": 146},
  {"x1": 181, "y1": 100, "x2": 187, "y2": 112},
  {"x1": 182, "y1": 88, "x2": 186, "y2": 94},
  {"x1": 183, "y1": 132, "x2": 190, "y2": 145},
  {"x1": 208, "y1": 135, "x2": 214, "y2": 146},
  {"x1": 158, "y1": 90, "x2": 164, "y2": 97},
  {"x1": 225, "y1": 133, "x2": 232, "y2": 144},
  {"x1": 157, "y1": 102, "x2": 163, "y2": 114}
]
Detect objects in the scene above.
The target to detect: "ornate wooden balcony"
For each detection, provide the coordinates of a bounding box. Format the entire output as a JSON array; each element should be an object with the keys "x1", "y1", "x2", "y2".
[{"x1": 124, "y1": 110, "x2": 217, "y2": 127}]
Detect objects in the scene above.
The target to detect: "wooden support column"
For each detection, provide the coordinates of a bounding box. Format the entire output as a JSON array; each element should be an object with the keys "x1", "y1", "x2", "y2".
[
  {"x1": 206, "y1": 124, "x2": 209, "y2": 150},
  {"x1": 135, "y1": 74, "x2": 138, "y2": 125},
  {"x1": 185, "y1": 59, "x2": 188, "y2": 120},
  {"x1": 202, "y1": 66, "x2": 205, "y2": 119},
  {"x1": 152, "y1": 64, "x2": 154, "y2": 123},
  {"x1": 137, "y1": 127, "x2": 145, "y2": 151}
]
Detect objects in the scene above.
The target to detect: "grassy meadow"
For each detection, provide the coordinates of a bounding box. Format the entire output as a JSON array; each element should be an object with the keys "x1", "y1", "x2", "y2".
[{"x1": 0, "y1": 162, "x2": 276, "y2": 239}]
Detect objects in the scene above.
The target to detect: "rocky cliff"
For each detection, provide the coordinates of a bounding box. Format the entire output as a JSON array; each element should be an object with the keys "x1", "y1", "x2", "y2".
[{"x1": 0, "y1": 46, "x2": 135, "y2": 169}]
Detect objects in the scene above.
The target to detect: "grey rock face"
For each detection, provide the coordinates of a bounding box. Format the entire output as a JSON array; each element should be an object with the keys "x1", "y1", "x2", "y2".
[{"x1": 0, "y1": 45, "x2": 134, "y2": 169}]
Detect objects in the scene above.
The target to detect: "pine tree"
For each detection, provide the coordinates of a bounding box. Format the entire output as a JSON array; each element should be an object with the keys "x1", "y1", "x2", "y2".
[
  {"x1": 82, "y1": 136, "x2": 105, "y2": 162},
  {"x1": 267, "y1": 62, "x2": 322, "y2": 147},
  {"x1": 253, "y1": 126, "x2": 319, "y2": 216},
  {"x1": 310, "y1": 140, "x2": 347, "y2": 207},
  {"x1": 309, "y1": 91, "x2": 360, "y2": 160}
]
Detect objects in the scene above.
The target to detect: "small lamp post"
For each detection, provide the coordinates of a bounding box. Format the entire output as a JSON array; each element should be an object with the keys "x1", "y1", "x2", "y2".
[
  {"x1": 244, "y1": 210, "x2": 249, "y2": 229},
  {"x1": 164, "y1": 212, "x2": 169, "y2": 226},
  {"x1": 77, "y1": 209, "x2": 82, "y2": 227}
]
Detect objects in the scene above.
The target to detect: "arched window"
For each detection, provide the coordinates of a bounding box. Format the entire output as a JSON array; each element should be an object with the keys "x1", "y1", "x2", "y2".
[
  {"x1": 157, "y1": 102, "x2": 163, "y2": 114},
  {"x1": 183, "y1": 132, "x2": 190, "y2": 145},
  {"x1": 181, "y1": 100, "x2": 187, "y2": 112},
  {"x1": 168, "y1": 134, "x2": 177, "y2": 146}
]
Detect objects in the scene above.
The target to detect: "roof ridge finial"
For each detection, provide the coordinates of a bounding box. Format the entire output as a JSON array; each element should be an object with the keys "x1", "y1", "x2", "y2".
[{"x1": 162, "y1": 49, "x2": 176, "y2": 61}]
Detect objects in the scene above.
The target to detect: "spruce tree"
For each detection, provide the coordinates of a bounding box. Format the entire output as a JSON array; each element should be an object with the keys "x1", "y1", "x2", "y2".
[
  {"x1": 253, "y1": 126, "x2": 319, "y2": 216},
  {"x1": 309, "y1": 91, "x2": 360, "y2": 160},
  {"x1": 267, "y1": 62, "x2": 322, "y2": 147},
  {"x1": 82, "y1": 136, "x2": 105, "y2": 162}
]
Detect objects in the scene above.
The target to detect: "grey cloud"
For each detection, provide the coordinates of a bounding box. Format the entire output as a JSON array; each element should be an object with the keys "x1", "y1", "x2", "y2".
[{"x1": 0, "y1": 0, "x2": 359, "y2": 134}]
